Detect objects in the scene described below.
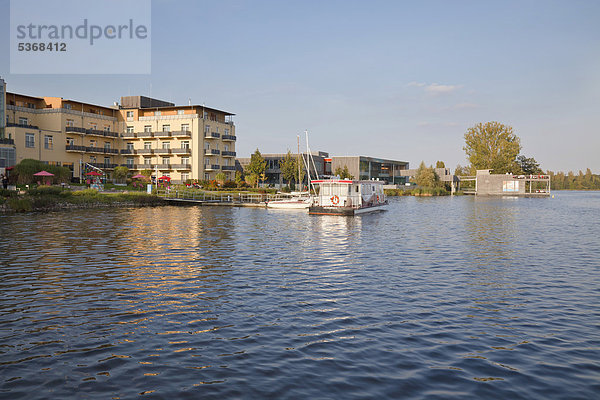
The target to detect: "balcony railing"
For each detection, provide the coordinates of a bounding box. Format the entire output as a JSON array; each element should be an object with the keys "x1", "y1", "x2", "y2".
[
  {"x1": 172, "y1": 148, "x2": 191, "y2": 154},
  {"x1": 172, "y1": 164, "x2": 191, "y2": 170},
  {"x1": 120, "y1": 149, "x2": 134, "y2": 154},
  {"x1": 136, "y1": 148, "x2": 153, "y2": 154},
  {"x1": 137, "y1": 131, "x2": 154, "y2": 137},
  {"x1": 66, "y1": 144, "x2": 86, "y2": 152},
  {"x1": 157, "y1": 164, "x2": 171, "y2": 170},
  {"x1": 154, "y1": 148, "x2": 172, "y2": 154},
  {"x1": 221, "y1": 166, "x2": 236, "y2": 171},
  {"x1": 88, "y1": 163, "x2": 118, "y2": 170},
  {"x1": 204, "y1": 149, "x2": 220, "y2": 155},
  {"x1": 204, "y1": 164, "x2": 220, "y2": 171},
  {"x1": 172, "y1": 130, "x2": 191, "y2": 137},
  {"x1": 7, "y1": 122, "x2": 40, "y2": 129},
  {"x1": 222, "y1": 135, "x2": 237, "y2": 141},
  {"x1": 123, "y1": 131, "x2": 136, "y2": 138},
  {"x1": 154, "y1": 131, "x2": 172, "y2": 137},
  {"x1": 65, "y1": 126, "x2": 119, "y2": 138},
  {"x1": 221, "y1": 151, "x2": 236, "y2": 157},
  {"x1": 86, "y1": 146, "x2": 119, "y2": 154},
  {"x1": 0, "y1": 138, "x2": 15, "y2": 145},
  {"x1": 204, "y1": 132, "x2": 220, "y2": 139}
]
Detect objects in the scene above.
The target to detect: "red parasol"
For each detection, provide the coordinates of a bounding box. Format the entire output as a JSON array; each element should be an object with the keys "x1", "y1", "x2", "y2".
[
  {"x1": 132, "y1": 174, "x2": 147, "y2": 179},
  {"x1": 33, "y1": 170, "x2": 54, "y2": 177},
  {"x1": 85, "y1": 171, "x2": 103, "y2": 176},
  {"x1": 158, "y1": 176, "x2": 171, "y2": 181}
]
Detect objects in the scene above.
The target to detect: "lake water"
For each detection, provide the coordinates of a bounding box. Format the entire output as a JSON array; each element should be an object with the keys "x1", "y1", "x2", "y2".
[{"x1": 1, "y1": 192, "x2": 599, "y2": 399}]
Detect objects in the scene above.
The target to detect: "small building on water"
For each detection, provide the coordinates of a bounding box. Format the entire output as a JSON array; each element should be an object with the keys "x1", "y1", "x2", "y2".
[{"x1": 461, "y1": 170, "x2": 551, "y2": 196}]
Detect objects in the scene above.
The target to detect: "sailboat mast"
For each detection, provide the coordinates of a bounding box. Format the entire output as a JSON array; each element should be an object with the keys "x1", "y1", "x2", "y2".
[{"x1": 297, "y1": 135, "x2": 301, "y2": 191}]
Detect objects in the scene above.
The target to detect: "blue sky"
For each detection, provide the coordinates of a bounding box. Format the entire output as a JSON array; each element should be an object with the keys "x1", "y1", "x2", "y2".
[{"x1": 1, "y1": 0, "x2": 599, "y2": 172}]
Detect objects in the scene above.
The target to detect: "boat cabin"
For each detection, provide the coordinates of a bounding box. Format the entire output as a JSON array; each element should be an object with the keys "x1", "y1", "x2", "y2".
[{"x1": 311, "y1": 179, "x2": 385, "y2": 208}]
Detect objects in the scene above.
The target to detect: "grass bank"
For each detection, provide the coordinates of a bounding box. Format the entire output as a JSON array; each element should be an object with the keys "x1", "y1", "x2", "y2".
[
  {"x1": 0, "y1": 187, "x2": 166, "y2": 213},
  {"x1": 385, "y1": 187, "x2": 452, "y2": 196}
]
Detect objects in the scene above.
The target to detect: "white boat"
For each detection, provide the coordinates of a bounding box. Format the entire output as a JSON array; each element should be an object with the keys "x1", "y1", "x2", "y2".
[
  {"x1": 309, "y1": 179, "x2": 388, "y2": 215},
  {"x1": 266, "y1": 192, "x2": 312, "y2": 209}
]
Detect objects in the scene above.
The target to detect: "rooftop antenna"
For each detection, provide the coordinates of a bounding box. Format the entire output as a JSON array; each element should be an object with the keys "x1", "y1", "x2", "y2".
[{"x1": 188, "y1": 98, "x2": 191, "y2": 106}]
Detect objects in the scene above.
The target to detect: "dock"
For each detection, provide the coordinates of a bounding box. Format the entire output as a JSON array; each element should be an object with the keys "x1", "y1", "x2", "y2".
[{"x1": 157, "y1": 189, "x2": 279, "y2": 207}]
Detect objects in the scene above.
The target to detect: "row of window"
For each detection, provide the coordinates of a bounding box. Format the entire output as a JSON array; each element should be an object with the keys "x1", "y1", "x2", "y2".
[
  {"x1": 126, "y1": 109, "x2": 220, "y2": 121},
  {"x1": 25, "y1": 133, "x2": 53, "y2": 149},
  {"x1": 125, "y1": 124, "x2": 230, "y2": 135}
]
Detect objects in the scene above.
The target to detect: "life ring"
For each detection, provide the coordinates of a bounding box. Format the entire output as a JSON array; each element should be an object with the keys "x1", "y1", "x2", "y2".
[{"x1": 331, "y1": 195, "x2": 340, "y2": 205}]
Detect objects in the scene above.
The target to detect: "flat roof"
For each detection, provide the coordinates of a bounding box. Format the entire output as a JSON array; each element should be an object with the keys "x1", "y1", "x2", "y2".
[{"x1": 121, "y1": 104, "x2": 235, "y2": 116}]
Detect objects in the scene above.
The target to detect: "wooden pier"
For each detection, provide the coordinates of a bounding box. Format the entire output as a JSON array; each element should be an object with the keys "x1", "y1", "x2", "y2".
[{"x1": 157, "y1": 189, "x2": 284, "y2": 207}]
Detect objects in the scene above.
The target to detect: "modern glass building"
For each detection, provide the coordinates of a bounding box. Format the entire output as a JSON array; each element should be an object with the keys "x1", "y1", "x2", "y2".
[{"x1": 331, "y1": 156, "x2": 409, "y2": 185}]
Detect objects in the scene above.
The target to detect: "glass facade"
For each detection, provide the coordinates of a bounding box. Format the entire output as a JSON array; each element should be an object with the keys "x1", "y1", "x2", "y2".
[
  {"x1": 358, "y1": 157, "x2": 408, "y2": 185},
  {"x1": 0, "y1": 78, "x2": 5, "y2": 139}
]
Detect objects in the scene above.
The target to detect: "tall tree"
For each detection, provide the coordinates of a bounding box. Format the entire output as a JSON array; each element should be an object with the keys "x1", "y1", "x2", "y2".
[
  {"x1": 414, "y1": 161, "x2": 440, "y2": 188},
  {"x1": 435, "y1": 161, "x2": 446, "y2": 168},
  {"x1": 463, "y1": 121, "x2": 521, "y2": 174},
  {"x1": 246, "y1": 148, "x2": 267, "y2": 188},
  {"x1": 334, "y1": 165, "x2": 354, "y2": 180},
  {"x1": 279, "y1": 150, "x2": 296, "y2": 187},
  {"x1": 516, "y1": 155, "x2": 542, "y2": 174}
]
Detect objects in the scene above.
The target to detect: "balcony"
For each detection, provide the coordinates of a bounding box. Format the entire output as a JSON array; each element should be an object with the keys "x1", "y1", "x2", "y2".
[
  {"x1": 172, "y1": 164, "x2": 191, "y2": 170},
  {"x1": 204, "y1": 149, "x2": 220, "y2": 156},
  {"x1": 88, "y1": 163, "x2": 117, "y2": 170},
  {"x1": 221, "y1": 166, "x2": 236, "y2": 171},
  {"x1": 65, "y1": 126, "x2": 119, "y2": 138},
  {"x1": 204, "y1": 164, "x2": 220, "y2": 171},
  {"x1": 204, "y1": 132, "x2": 220, "y2": 139},
  {"x1": 222, "y1": 135, "x2": 237, "y2": 141},
  {"x1": 120, "y1": 148, "x2": 134, "y2": 154},
  {"x1": 134, "y1": 164, "x2": 153, "y2": 170},
  {"x1": 172, "y1": 130, "x2": 191, "y2": 137},
  {"x1": 0, "y1": 138, "x2": 15, "y2": 145},
  {"x1": 86, "y1": 146, "x2": 119, "y2": 155},
  {"x1": 7, "y1": 122, "x2": 40, "y2": 130},
  {"x1": 137, "y1": 131, "x2": 154, "y2": 138},
  {"x1": 122, "y1": 131, "x2": 137, "y2": 139},
  {"x1": 154, "y1": 148, "x2": 172, "y2": 155},
  {"x1": 136, "y1": 148, "x2": 153, "y2": 154},
  {"x1": 221, "y1": 151, "x2": 236, "y2": 157},
  {"x1": 65, "y1": 144, "x2": 85, "y2": 152},
  {"x1": 172, "y1": 148, "x2": 191, "y2": 154},
  {"x1": 154, "y1": 131, "x2": 172, "y2": 137},
  {"x1": 157, "y1": 164, "x2": 172, "y2": 170}
]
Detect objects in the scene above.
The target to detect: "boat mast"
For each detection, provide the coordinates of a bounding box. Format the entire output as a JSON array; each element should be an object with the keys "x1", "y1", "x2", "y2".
[{"x1": 297, "y1": 135, "x2": 301, "y2": 191}]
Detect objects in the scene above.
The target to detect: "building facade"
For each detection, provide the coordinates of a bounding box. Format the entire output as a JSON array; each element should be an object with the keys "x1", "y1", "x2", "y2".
[
  {"x1": 119, "y1": 96, "x2": 236, "y2": 182},
  {"x1": 331, "y1": 156, "x2": 409, "y2": 184},
  {"x1": 1, "y1": 82, "x2": 236, "y2": 183},
  {"x1": 0, "y1": 77, "x2": 17, "y2": 170}
]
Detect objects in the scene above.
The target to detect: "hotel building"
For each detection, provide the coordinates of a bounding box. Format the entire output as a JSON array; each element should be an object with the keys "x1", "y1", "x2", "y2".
[
  {"x1": 0, "y1": 81, "x2": 236, "y2": 183},
  {"x1": 119, "y1": 96, "x2": 236, "y2": 182}
]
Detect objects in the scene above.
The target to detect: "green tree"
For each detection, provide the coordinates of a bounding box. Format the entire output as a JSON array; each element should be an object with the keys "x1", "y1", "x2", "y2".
[
  {"x1": 279, "y1": 150, "x2": 297, "y2": 187},
  {"x1": 246, "y1": 149, "x2": 266, "y2": 188},
  {"x1": 414, "y1": 161, "x2": 440, "y2": 188},
  {"x1": 235, "y1": 170, "x2": 244, "y2": 187},
  {"x1": 436, "y1": 161, "x2": 446, "y2": 168},
  {"x1": 141, "y1": 169, "x2": 152, "y2": 178},
  {"x1": 463, "y1": 121, "x2": 521, "y2": 174},
  {"x1": 215, "y1": 172, "x2": 227, "y2": 185},
  {"x1": 13, "y1": 159, "x2": 71, "y2": 184},
  {"x1": 113, "y1": 166, "x2": 129, "y2": 183},
  {"x1": 516, "y1": 155, "x2": 542, "y2": 174},
  {"x1": 334, "y1": 165, "x2": 354, "y2": 180},
  {"x1": 245, "y1": 173, "x2": 258, "y2": 187}
]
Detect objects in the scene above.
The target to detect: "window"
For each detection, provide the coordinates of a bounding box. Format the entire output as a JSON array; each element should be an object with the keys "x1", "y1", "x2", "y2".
[
  {"x1": 126, "y1": 111, "x2": 134, "y2": 118},
  {"x1": 64, "y1": 104, "x2": 72, "y2": 110},
  {"x1": 204, "y1": 158, "x2": 210, "y2": 166},
  {"x1": 144, "y1": 142, "x2": 151, "y2": 150},
  {"x1": 90, "y1": 156, "x2": 96, "y2": 163},
  {"x1": 90, "y1": 123, "x2": 97, "y2": 130},
  {"x1": 66, "y1": 119, "x2": 74, "y2": 127},
  {"x1": 25, "y1": 133, "x2": 35, "y2": 148},
  {"x1": 103, "y1": 126, "x2": 110, "y2": 132},
  {"x1": 204, "y1": 125, "x2": 210, "y2": 133},
  {"x1": 224, "y1": 159, "x2": 229, "y2": 166},
  {"x1": 181, "y1": 173, "x2": 189, "y2": 181},
  {"x1": 204, "y1": 173, "x2": 210, "y2": 180},
  {"x1": 178, "y1": 110, "x2": 184, "y2": 115},
  {"x1": 181, "y1": 157, "x2": 190, "y2": 165},
  {"x1": 205, "y1": 142, "x2": 210, "y2": 150},
  {"x1": 126, "y1": 157, "x2": 134, "y2": 167},
  {"x1": 66, "y1": 138, "x2": 74, "y2": 146},
  {"x1": 126, "y1": 126, "x2": 134, "y2": 133},
  {"x1": 44, "y1": 135, "x2": 53, "y2": 150},
  {"x1": 104, "y1": 157, "x2": 111, "y2": 165},
  {"x1": 203, "y1": 111, "x2": 208, "y2": 119},
  {"x1": 154, "y1": 111, "x2": 161, "y2": 116},
  {"x1": 126, "y1": 142, "x2": 134, "y2": 151},
  {"x1": 224, "y1": 128, "x2": 229, "y2": 136},
  {"x1": 90, "y1": 140, "x2": 96, "y2": 147},
  {"x1": 104, "y1": 141, "x2": 111, "y2": 150},
  {"x1": 19, "y1": 117, "x2": 28, "y2": 125},
  {"x1": 162, "y1": 124, "x2": 170, "y2": 132},
  {"x1": 144, "y1": 157, "x2": 152, "y2": 165},
  {"x1": 162, "y1": 157, "x2": 170, "y2": 165},
  {"x1": 181, "y1": 124, "x2": 189, "y2": 131},
  {"x1": 181, "y1": 141, "x2": 190, "y2": 149},
  {"x1": 224, "y1": 144, "x2": 229, "y2": 152},
  {"x1": 144, "y1": 125, "x2": 152, "y2": 132},
  {"x1": 162, "y1": 142, "x2": 170, "y2": 149}
]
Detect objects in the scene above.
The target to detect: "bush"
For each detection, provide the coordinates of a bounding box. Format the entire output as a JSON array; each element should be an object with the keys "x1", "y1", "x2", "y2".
[
  {"x1": 0, "y1": 189, "x2": 18, "y2": 198},
  {"x1": 7, "y1": 197, "x2": 33, "y2": 212},
  {"x1": 28, "y1": 186, "x2": 64, "y2": 196}
]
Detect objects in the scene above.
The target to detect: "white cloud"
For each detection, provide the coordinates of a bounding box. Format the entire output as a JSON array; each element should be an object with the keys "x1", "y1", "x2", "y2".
[{"x1": 424, "y1": 83, "x2": 462, "y2": 94}]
